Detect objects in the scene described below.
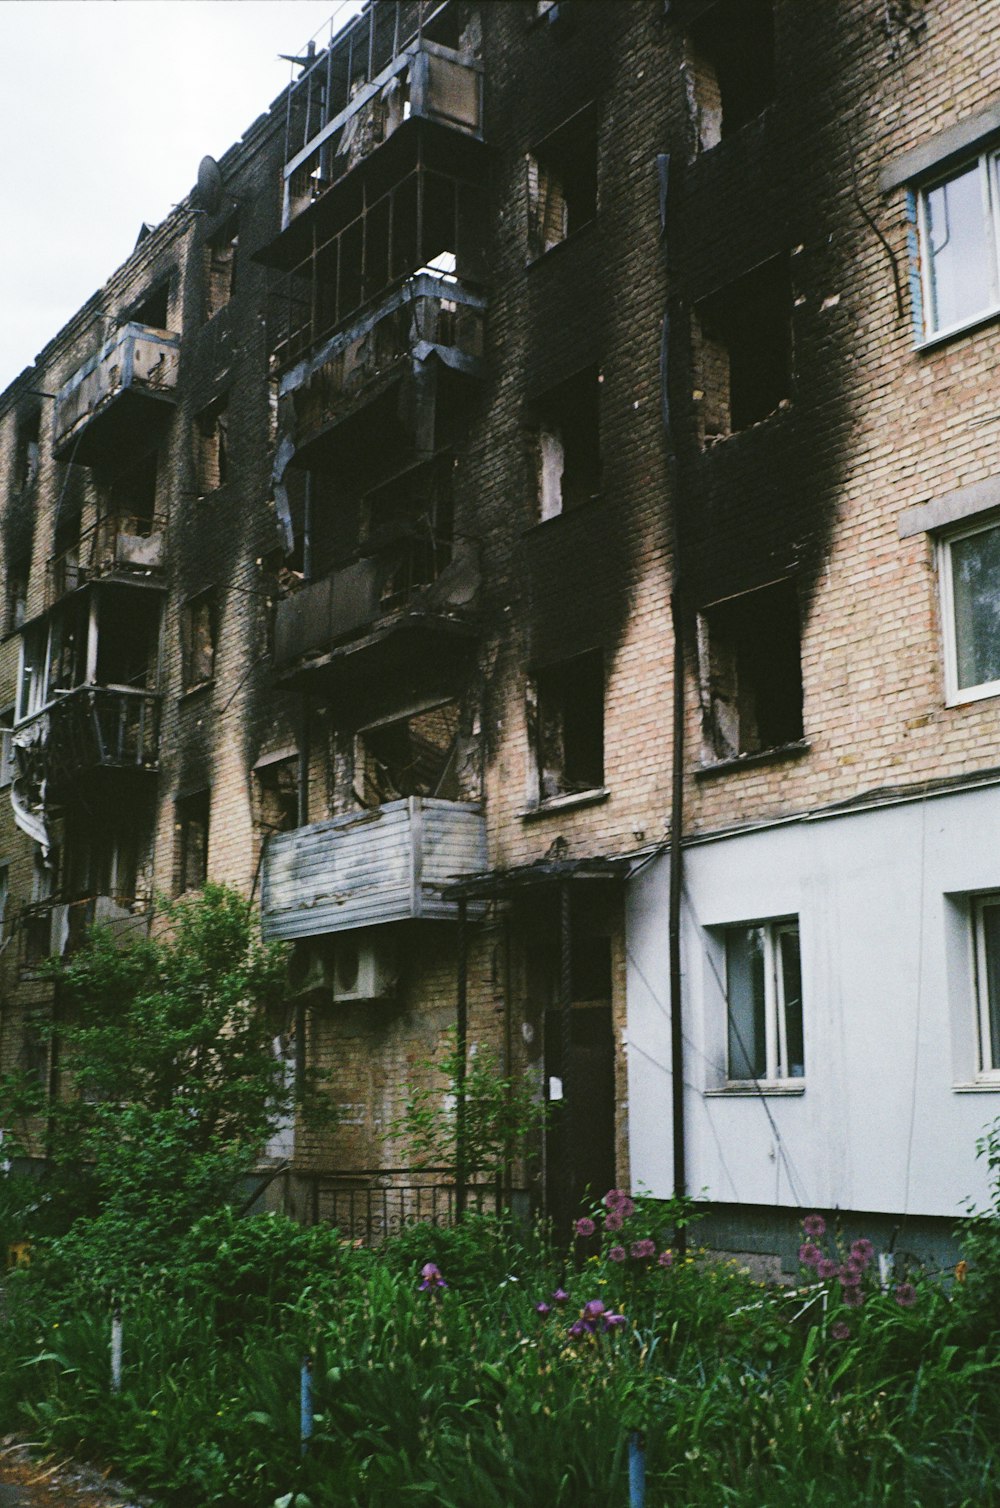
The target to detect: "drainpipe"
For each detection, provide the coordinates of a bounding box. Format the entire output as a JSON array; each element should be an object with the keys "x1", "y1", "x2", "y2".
[
  {"x1": 658, "y1": 152, "x2": 688, "y2": 1252},
  {"x1": 455, "y1": 895, "x2": 468, "y2": 1220},
  {"x1": 559, "y1": 882, "x2": 573, "y2": 1226}
]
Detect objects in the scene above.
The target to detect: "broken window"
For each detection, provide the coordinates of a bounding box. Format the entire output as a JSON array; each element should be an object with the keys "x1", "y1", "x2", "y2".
[
  {"x1": 359, "y1": 701, "x2": 461, "y2": 807},
  {"x1": 0, "y1": 706, "x2": 15, "y2": 790},
  {"x1": 698, "y1": 578, "x2": 803, "y2": 762},
  {"x1": 6, "y1": 552, "x2": 28, "y2": 635},
  {"x1": 695, "y1": 257, "x2": 791, "y2": 442},
  {"x1": 361, "y1": 456, "x2": 455, "y2": 600},
  {"x1": 531, "y1": 650, "x2": 605, "y2": 802},
  {"x1": 196, "y1": 399, "x2": 229, "y2": 495},
  {"x1": 254, "y1": 753, "x2": 299, "y2": 834},
  {"x1": 688, "y1": 0, "x2": 775, "y2": 152},
  {"x1": 532, "y1": 367, "x2": 601, "y2": 520},
  {"x1": 206, "y1": 214, "x2": 239, "y2": 320},
  {"x1": 130, "y1": 280, "x2": 170, "y2": 330},
  {"x1": 50, "y1": 504, "x2": 82, "y2": 599},
  {"x1": 182, "y1": 590, "x2": 216, "y2": 689},
  {"x1": 526, "y1": 106, "x2": 598, "y2": 261},
  {"x1": 96, "y1": 587, "x2": 160, "y2": 690},
  {"x1": 15, "y1": 408, "x2": 40, "y2": 491},
  {"x1": 175, "y1": 789, "x2": 210, "y2": 894},
  {"x1": 106, "y1": 451, "x2": 158, "y2": 535}
]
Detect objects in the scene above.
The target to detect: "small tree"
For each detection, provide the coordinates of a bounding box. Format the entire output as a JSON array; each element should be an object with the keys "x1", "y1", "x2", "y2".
[{"x1": 0, "y1": 885, "x2": 324, "y2": 1285}]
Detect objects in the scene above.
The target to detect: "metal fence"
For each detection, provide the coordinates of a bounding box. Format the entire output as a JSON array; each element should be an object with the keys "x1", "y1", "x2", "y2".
[{"x1": 300, "y1": 1167, "x2": 504, "y2": 1246}]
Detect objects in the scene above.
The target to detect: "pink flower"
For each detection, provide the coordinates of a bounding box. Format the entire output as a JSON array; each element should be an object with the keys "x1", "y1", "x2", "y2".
[
  {"x1": 658, "y1": 1250, "x2": 673, "y2": 1269},
  {"x1": 631, "y1": 1239, "x2": 656, "y2": 1261},
  {"x1": 838, "y1": 1265, "x2": 862, "y2": 1289},
  {"x1": 618, "y1": 1196, "x2": 636, "y2": 1220},
  {"x1": 604, "y1": 1210, "x2": 623, "y2": 1233},
  {"x1": 608, "y1": 1245, "x2": 627, "y2": 1262},
  {"x1": 603, "y1": 1189, "x2": 624, "y2": 1209},
  {"x1": 574, "y1": 1216, "x2": 596, "y2": 1239},
  {"x1": 817, "y1": 1258, "x2": 839, "y2": 1280},
  {"x1": 842, "y1": 1286, "x2": 864, "y2": 1308},
  {"x1": 802, "y1": 1214, "x2": 826, "y2": 1238},
  {"x1": 799, "y1": 1243, "x2": 822, "y2": 1268},
  {"x1": 850, "y1": 1238, "x2": 875, "y2": 1267},
  {"x1": 894, "y1": 1282, "x2": 917, "y2": 1308},
  {"x1": 831, "y1": 1320, "x2": 851, "y2": 1341}
]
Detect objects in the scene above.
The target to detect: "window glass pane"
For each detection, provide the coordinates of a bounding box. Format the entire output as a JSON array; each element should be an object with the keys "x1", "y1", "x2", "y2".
[
  {"x1": 778, "y1": 926, "x2": 805, "y2": 1078},
  {"x1": 979, "y1": 901, "x2": 1000, "y2": 1070},
  {"x1": 726, "y1": 926, "x2": 766, "y2": 1079},
  {"x1": 925, "y1": 164, "x2": 995, "y2": 332},
  {"x1": 951, "y1": 526, "x2": 1000, "y2": 690}
]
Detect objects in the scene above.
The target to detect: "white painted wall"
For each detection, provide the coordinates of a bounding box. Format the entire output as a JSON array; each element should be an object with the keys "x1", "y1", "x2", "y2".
[{"x1": 626, "y1": 781, "x2": 1000, "y2": 1220}]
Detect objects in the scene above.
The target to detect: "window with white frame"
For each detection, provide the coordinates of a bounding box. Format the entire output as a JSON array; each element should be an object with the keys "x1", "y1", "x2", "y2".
[
  {"x1": 939, "y1": 516, "x2": 1000, "y2": 703},
  {"x1": 724, "y1": 919, "x2": 804, "y2": 1084},
  {"x1": 973, "y1": 894, "x2": 1000, "y2": 1076},
  {"x1": 917, "y1": 151, "x2": 1000, "y2": 341}
]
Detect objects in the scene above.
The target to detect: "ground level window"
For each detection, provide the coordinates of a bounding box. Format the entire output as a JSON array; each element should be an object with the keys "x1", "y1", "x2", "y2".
[
  {"x1": 725, "y1": 919, "x2": 804, "y2": 1083},
  {"x1": 973, "y1": 895, "x2": 1000, "y2": 1075},
  {"x1": 940, "y1": 517, "x2": 1000, "y2": 703}
]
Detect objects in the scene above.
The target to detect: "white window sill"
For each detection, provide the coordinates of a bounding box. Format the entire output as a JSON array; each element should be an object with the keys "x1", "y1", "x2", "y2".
[
  {"x1": 915, "y1": 304, "x2": 1000, "y2": 352},
  {"x1": 520, "y1": 787, "x2": 610, "y2": 820},
  {"x1": 945, "y1": 681, "x2": 1000, "y2": 708},
  {"x1": 953, "y1": 1080, "x2": 1000, "y2": 1093},
  {"x1": 704, "y1": 1083, "x2": 806, "y2": 1098}
]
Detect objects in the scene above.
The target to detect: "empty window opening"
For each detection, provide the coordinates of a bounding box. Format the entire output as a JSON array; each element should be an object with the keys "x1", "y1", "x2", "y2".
[
  {"x1": 175, "y1": 789, "x2": 210, "y2": 894},
  {"x1": 64, "y1": 819, "x2": 141, "y2": 906},
  {"x1": 182, "y1": 590, "x2": 216, "y2": 689},
  {"x1": 0, "y1": 707, "x2": 14, "y2": 790},
  {"x1": 106, "y1": 451, "x2": 158, "y2": 535},
  {"x1": 51, "y1": 504, "x2": 82, "y2": 599},
  {"x1": 130, "y1": 280, "x2": 170, "y2": 330},
  {"x1": 95, "y1": 588, "x2": 160, "y2": 689},
  {"x1": 688, "y1": 0, "x2": 775, "y2": 152},
  {"x1": 527, "y1": 106, "x2": 598, "y2": 261},
  {"x1": 361, "y1": 456, "x2": 455, "y2": 600},
  {"x1": 6, "y1": 552, "x2": 29, "y2": 634},
  {"x1": 254, "y1": 754, "x2": 299, "y2": 835},
  {"x1": 531, "y1": 650, "x2": 605, "y2": 802},
  {"x1": 206, "y1": 214, "x2": 239, "y2": 320},
  {"x1": 695, "y1": 257, "x2": 791, "y2": 441},
  {"x1": 15, "y1": 408, "x2": 40, "y2": 491},
  {"x1": 196, "y1": 400, "x2": 229, "y2": 495},
  {"x1": 45, "y1": 597, "x2": 88, "y2": 701},
  {"x1": 725, "y1": 919, "x2": 803, "y2": 1083},
  {"x1": 359, "y1": 701, "x2": 461, "y2": 807},
  {"x1": 698, "y1": 579, "x2": 803, "y2": 762},
  {"x1": 532, "y1": 367, "x2": 601, "y2": 520}
]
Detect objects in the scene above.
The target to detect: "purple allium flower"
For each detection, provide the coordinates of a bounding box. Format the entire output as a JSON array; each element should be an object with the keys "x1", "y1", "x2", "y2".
[
  {"x1": 574, "y1": 1216, "x2": 596, "y2": 1239},
  {"x1": 842, "y1": 1286, "x2": 864, "y2": 1309},
  {"x1": 603, "y1": 1312, "x2": 627, "y2": 1332},
  {"x1": 817, "y1": 1258, "x2": 839, "y2": 1280},
  {"x1": 618, "y1": 1196, "x2": 636, "y2": 1220},
  {"x1": 582, "y1": 1299, "x2": 606, "y2": 1320},
  {"x1": 418, "y1": 1262, "x2": 447, "y2": 1291},
  {"x1": 535, "y1": 1301, "x2": 551, "y2": 1318},
  {"x1": 604, "y1": 1210, "x2": 623, "y2": 1233},
  {"x1": 802, "y1": 1214, "x2": 826, "y2": 1238},
  {"x1": 658, "y1": 1249, "x2": 674, "y2": 1269},
  {"x1": 850, "y1": 1238, "x2": 875, "y2": 1267},
  {"x1": 631, "y1": 1239, "x2": 656, "y2": 1261},
  {"x1": 894, "y1": 1282, "x2": 917, "y2": 1309},
  {"x1": 799, "y1": 1242, "x2": 822, "y2": 1268},
  {"x1": 552, "y1": 1288, "x2": 570, "y2": 1305},
  {"x1": 603, "y1": 1189, "x2": 625, "y2": 1210},
  {"x1": 609, "y1": 1245, "x2": 627, "y2": 1263},
  {"x1": 838, "y1": 1265, "x2": 862, "y2": 1289},
  {"x1": 831, "y1": 1320, "x2": 851, "y2": 1341}
]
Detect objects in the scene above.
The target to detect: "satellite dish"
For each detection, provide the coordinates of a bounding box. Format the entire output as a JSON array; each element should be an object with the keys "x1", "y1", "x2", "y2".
[{"x1": 195, "y1": 155, "x2": 223, "y2": 214}]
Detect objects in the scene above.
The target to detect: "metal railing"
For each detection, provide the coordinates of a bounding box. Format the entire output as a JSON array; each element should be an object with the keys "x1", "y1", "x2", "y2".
[
  {"x1": 46, "y1": 514, "x2": 165, "y2": 606},
  {"x1": 44, "y1": 686, "x2": 161, "y2": 777},
  {"x1": 300, "y1": 1166, "x2": 504, "y2": 1245}
]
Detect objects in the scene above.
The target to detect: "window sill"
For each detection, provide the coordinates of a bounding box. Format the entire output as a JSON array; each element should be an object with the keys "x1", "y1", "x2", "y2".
[
  {"x1": 526, "y1": 217, "x2": 596, "y2": 270},
  {"x1": 522, "y1": 495, "x2": 605, "y2": 535},
  {"x1": 953, "y1": 1080, "x2": 1000, "y2": 1093},
  {"x1": 521, "y1": 787, "x2": 610, "y2": 820},
  {"x1": 704, "y1": 1083, "x2": 806, "y2": 1098},
  {"x1": 696, "y1": 740, "x2": 810, "y2": 779},
  {"x1": 179, "y1": 680, "x2": 214, "y2": 703},
  {"x1": 915, "y1": 305, "x2": 1000, "y2": 353}
]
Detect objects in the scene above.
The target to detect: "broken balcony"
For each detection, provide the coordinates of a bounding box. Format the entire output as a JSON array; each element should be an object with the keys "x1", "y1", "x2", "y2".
[
  {"x1": 279, "y1": 274, "x2": 485, "y2": 459},
  {"x1": 273, "y1": 534, "x2": 480, "y2": 690},
  {"x1": 16, "y1": 687, "x2": 160, "y2": 796},
  {"x1": 260, "y1": 795, "x2": 487, "y2": 940},
  {"x1": 53, "y1": 323, "x2": 180, "y2": 466},
  {"x1": 46, "y1": 514, "x2": 166, "y2": 607}
]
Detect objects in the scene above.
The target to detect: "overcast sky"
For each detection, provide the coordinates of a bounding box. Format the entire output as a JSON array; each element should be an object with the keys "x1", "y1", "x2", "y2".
[{"x1": 0, "y1": 0, "x2": 365, "y2": 390}]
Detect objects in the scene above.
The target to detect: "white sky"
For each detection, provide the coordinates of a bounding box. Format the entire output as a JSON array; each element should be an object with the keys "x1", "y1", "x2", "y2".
[{"x1": 0, "y1": 0, "x2": 365, "y2": 390}]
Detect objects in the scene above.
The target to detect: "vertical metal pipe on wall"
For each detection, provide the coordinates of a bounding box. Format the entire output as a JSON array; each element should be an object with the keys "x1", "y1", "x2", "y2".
[
  {"x1": 455, "y1": 896, "x2": 468, "y2": 1219},
  {"x1": 559, "y1": 882, "x2": 573, "y2": 1224}
]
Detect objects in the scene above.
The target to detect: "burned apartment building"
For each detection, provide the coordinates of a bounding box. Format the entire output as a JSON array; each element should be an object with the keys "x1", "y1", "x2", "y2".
[{"x1": 1, "y1": 0, "x2": 1000, "y2": 1266}]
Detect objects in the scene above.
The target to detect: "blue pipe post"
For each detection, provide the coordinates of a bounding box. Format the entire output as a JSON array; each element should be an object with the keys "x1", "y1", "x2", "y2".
[
  {"x1": 628, "y1": 1430, "x2": 646, "y2": 1508},
  {"x1": 300, "y1": 1355, "x2": 313, "y2": 1457}
]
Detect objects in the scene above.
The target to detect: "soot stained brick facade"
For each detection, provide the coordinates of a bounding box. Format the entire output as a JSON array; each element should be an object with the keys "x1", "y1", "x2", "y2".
[{"x1": 2, "y1": 0, "x2": 1000, "y2": 1259}]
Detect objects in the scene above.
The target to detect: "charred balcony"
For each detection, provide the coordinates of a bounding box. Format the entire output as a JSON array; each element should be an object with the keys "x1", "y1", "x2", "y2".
[
  {"x1": 53, "y1": 324, "x2": 180, "y2": 466},
  {"x1": 260, "y1": 795, "x2": 486, "y2": 941},
  {"x1": 19, "y1": 893, "x2": 149, "y2": 970},
  {"x1": 46, "y1": 513, "x2": 165, "y2": 608},
  {"x1": 15, "y1": 686, "x2": 161, "y2": 791},
  {"x1": 273, "y1": 532, "x2": 479, "y2": 692}
]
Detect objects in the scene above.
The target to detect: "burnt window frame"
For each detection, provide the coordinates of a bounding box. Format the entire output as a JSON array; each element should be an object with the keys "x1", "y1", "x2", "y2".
[
  {"x1": 195, "y1": 396, "x2": 230, "y2": 497},
  {"x1": 697, "y1": 578, "x2": 804, "y2": 765},
  {"x1": 357, "y1": 700, "x2": 463, "y2": 808},
  {"x1": 526, "y1": 104, "x2": 599, "y2": 263},
  {"x1": 531, "y1": 366, "x2": 603, "y2": 522},
  {"x1": 694, "y1": 255, "x2": 792, "y2": 444},
  {"x1": 5, "y1": 551, "x2": 29, "y2": 636},
  {"x1": 205, "y1": 212, "x2": 240, "y2": 322},
  {"x1": 529, "y1": 648, "x2": 606, "y2": 808},
  {"x1": 686, "y1": 0, "x2": 776, "y2": 154},
  {"x1": 175, "y1": 788, "x2": 211, "y2": 895},
  {"x1": 181, "y1": 588, "x2": 217, "y2": 692}
]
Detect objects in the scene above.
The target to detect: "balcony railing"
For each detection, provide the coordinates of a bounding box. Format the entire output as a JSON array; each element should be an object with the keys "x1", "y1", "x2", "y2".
[
  {"x1": 46, "y1": 514, "x2": 166, "y2": 606},
  {"x1": 282, "y1": 10, "x2": 483, "y2": 228},
  {"x1": 54, "y1": 323, "x2": 180, "y2": 464},
  {"x1": 20, "y1": 687, "x2": 161, "y2": 786},
  {"x1": 273, "y1": 534, "x2": 479, "y2": 674},
  {"x1": 260, "y1": 795, "x2": 487, "y2": 939}
]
